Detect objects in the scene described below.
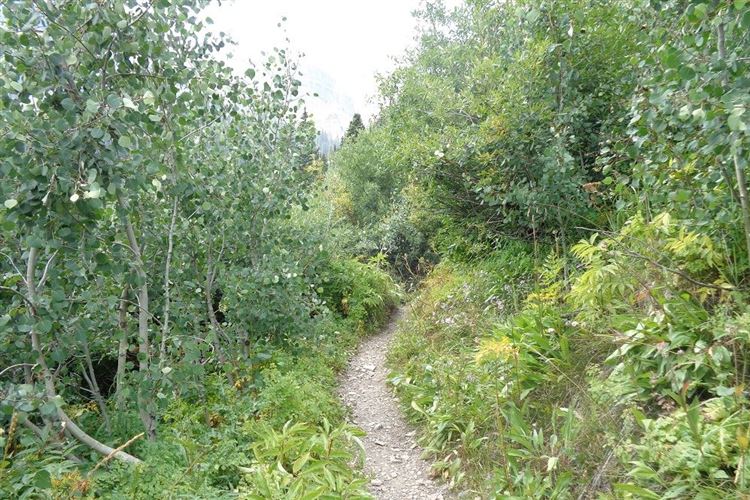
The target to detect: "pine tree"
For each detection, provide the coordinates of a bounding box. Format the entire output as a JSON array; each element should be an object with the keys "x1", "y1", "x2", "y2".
[{"x1": 343, "y1": 113, "x2": 365, "y2": 143}]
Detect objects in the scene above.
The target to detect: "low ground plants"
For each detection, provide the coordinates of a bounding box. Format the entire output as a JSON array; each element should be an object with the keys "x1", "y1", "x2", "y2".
[
  {"x1": 1, "y1": 258, "x2": 398, "y2": 498},
  {"x1": 388, "y1": 214, "x2": 750, "y2": 497}
]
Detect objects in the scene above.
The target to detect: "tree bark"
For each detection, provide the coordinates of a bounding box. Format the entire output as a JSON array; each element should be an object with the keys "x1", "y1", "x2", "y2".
[
  {"x1": 205, "y1": 239, "x2": 234, "y2": 385},
  {"x1": 25, "y1": 247, "x2": 141, "y2": 464},
  {"x1": 81, "y1": 339, "x2": 111, "y2": 434},
  {"x1": 118, "y1": 194, "x2": 157, "y2": 440},
  {"x1": 205, "y1": 249, "x2": 228, "y2": 367},
  {"x1": 115, "y1": 286, "x2": 129, "y2": 411},
  {"x1": 160, "y1": 195, "x2": 178, "y2": 363},
  {"x1": 718, "y1": 23, "x2": 750, "y2": 265},
  {"x1": 733, "y1": 149, "x2": 750, "y2": 266}
]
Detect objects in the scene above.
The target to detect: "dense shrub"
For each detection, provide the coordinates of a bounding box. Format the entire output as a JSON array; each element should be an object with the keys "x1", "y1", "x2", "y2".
[
  {"x1": 389, "y1": 213, "x2": 750, "y2": 497},
  {"x1": 1, "y1": 257, "x2": 397, "y2": 498}
]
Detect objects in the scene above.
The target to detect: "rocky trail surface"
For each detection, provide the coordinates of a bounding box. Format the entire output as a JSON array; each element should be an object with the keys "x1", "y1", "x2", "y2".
[{"x1": 339, "y1": 308, "x2": 453, "y2": 500}]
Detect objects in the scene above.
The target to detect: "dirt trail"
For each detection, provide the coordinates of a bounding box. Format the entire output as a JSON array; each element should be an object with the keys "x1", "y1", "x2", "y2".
[{"x1": 339, "y1": 308, "x2": 452, "y2": 500}]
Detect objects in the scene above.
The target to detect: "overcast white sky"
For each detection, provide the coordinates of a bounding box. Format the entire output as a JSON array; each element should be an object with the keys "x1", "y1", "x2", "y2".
[{"x1": 202, "y1": 0, "x2": 434, "y2": 137}]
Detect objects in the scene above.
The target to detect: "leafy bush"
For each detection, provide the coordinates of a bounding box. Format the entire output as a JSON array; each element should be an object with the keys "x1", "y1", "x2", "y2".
[
  {"x1": 618, "y1": 396, "x2": 750, "y2": 498},
  {"x1": 389, "y1": 213, "x2": 750, "y2": 497},
  {"x1": 1, "y1": 254, "x2": 397, "y2": 498},
  {"x1": 253, "y1": 367, "x2": 344, "y2": 430},
  {"x1": 318, "y1": 258, "x2": 399, "y2": 329},
  {"x1": 238, "y1": 420, "x2": 369, "y2": 498}
]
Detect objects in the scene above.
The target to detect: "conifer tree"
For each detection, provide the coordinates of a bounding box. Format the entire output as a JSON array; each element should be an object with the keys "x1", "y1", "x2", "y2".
[{"x1": 343, "y1": 113, "x2": 365, "y2": 143}]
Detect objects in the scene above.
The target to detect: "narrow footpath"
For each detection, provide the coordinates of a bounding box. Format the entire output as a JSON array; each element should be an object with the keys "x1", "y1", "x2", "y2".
[{"x1": 339, "y1": 308, "x2": 452, "y2": 500}]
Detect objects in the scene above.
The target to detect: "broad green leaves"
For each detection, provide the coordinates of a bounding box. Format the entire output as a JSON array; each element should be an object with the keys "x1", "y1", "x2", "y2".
[
  {"x1": 0, "y1": 0, "x2": 323, "y2": 458},
  {"x1": 729, "y1": 107, "x2": 747, "y2": 132}
]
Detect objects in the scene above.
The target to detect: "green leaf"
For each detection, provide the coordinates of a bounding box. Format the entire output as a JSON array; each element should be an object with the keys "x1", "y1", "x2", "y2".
[
  {"x1": 728, "y1": 114, "x2": 746, "y2": 132},
  {"x1": 660, "y1": 47, "x2": 680, "y2": 69},
  {"x1": 674, "y1": 190, "x2": 691, "y2": 202},
  {"x1": 61, "y1": 98, "x2": 76, "y2": 111},
  {"x1": 678, "y1": 66, "x2": 695, "y2": 81},
  {"x1": 715, "y1": 385, "x2": 735, "y2": 396},
  {"x1": 118, "y1": 135, "x2": 133, "y2": 148},
  {"x1": 85, "y1": 99, "x2": 99, "y2": 113},
  {"x1": 107, "y1": 94, "x2": 122, "y2": 108},
  {"x1": 34, "y1": 470, "x2": 52, "y2": 489},
  {"x1": 692, "y1": 3, "x2": 708, "y2": 19},
  {"x1": 3, "y1": 199, "x2": 18, "y2": 209},
  {"x1": 37, "y1": 319, "x2": 52, "y2": 334},
  {"x1": 613, "y1": 483, "x2": 660, "y2": 499},
  {"x1": 40, "y1": 401, "x2": 58, "y2": 417},
  {"x1": 123, "y1": 96, "x2": 138, "y2": 110}
]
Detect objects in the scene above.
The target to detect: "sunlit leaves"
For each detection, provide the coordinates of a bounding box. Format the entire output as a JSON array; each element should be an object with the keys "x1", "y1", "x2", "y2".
[
  {"x1": 0, "y1": 0, "x2": 321, "y2": 453},
  {"x1": 728, "y1": 107, "x2": 747, "y2": 132}
]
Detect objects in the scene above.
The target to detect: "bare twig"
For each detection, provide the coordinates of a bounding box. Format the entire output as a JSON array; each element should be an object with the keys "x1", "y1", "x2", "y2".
[
  {"x1": 0, "y1": 363, "x2": 38, "y2": 378},
  {"x1": 88, "y1": 432, "x2": 145, "y2": 476},
  {"x1": 0, "y1": 252, "x2": 25, "y2": 284},
  {"x1": 30, "y1": 1, "x2": 97, "y2": 60},
  {"x1": 0, "y1": 286, "x2": 37, "y2": 314},
  {"x1": 177, "y1": 116, "x2": 221, "y2": 143},
  {"x1": 37, "y1": 250, "x2": 58, "y2": 290},
  {"x1": 621, "y1": 249, "x2": 732, "y2": 292}
]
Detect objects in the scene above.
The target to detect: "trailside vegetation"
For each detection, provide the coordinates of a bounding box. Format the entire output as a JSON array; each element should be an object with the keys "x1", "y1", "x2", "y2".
[
  {"x1": 329, "y1": 0, "x2": 750, "y2": 497},
  {"x1": 3, "y1": 0, "x2": 750, "y2": 498},
  {"x1": 0, "y1": 1, "x2": 397, "y2": 497}
]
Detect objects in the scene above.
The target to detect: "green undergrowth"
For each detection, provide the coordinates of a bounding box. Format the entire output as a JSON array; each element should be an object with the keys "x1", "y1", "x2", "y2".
[
  {"x1": 1, "y1": 258, "x2": 398, "y2": 499},
  {"x1": 388, "y1": 215, "x2": 750, "y2": 498}
]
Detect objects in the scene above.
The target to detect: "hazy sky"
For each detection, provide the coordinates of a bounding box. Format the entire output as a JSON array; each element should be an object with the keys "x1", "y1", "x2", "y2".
[{"x1": 203, "y1": 0, "x2": 432, "y2": 136}]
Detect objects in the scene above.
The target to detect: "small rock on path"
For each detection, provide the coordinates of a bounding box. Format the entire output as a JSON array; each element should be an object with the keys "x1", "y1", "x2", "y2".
[{"x1": 339, "y1": 308, "x2": 452, "y2": 500}]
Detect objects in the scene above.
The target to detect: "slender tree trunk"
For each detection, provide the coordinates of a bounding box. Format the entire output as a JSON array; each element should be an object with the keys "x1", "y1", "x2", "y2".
[
  {"x1": 718, "y1": 23, "x2": 750, "y2": 264},
  {"x1": 205, "y1": 241, "x2": 234, "y2": 385},
  {"x1": 205, "y1": 251, "x2": 228, "y2": 368},
  {"x1": 115, "y1": 286, "x2": 129, "y2": 411},
  {"x1": 531, "y1": 212, "x2": 539, "y2": 263},
  {"x1": 25, "y1": 247, "x2": 141, "y2": 464},
  {"x1": 557, "y1": 206, "x2": 569, "y2": 283},
  {"x1": 160, "y1": 196, "x2": 178, "y2": 363},
  {"x1": 118, "y1": 194, "x2": 157, "y2": 440},
  {"x1": 733, "y1": 149, "x2": 750, "y2": 265},
  {"x1": 81, "y1": 339, "x2": 111, "y2": 433}
]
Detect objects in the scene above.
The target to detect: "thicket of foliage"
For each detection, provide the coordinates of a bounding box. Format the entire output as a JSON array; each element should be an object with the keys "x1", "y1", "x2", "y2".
[
  {"x1": 327, "y1": 0, "x2": 750, "y2": 497},
  {"x1": 0, "y1": 1, "x2": 398, "y2": 497},
  {"x1": 4, "y1": 0, "x2": 750, "y2": 497}
]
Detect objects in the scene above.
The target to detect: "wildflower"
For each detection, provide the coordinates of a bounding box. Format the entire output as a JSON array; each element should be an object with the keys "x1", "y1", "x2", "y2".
[{"x1": 475, "y1": 337, "x2": 517, "y2": 364}]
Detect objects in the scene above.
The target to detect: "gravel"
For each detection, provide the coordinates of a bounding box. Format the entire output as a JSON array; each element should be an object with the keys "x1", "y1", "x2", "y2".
[{"x1": 339, "y1": 308, "x2": 453, "y2": 500}]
